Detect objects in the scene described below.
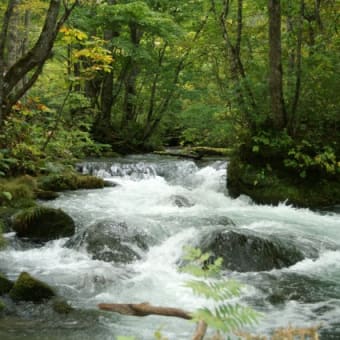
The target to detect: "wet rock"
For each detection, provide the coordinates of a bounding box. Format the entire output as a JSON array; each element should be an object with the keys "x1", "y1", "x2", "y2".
[
  {"x1": 103, "y1": 180, "x2": 119, "y2": 188},
  {"x1": 52, "y1": 298, "x2": 74, "y2": 314},
  {"x1": 0, "y1": 273, "x2": 14, "y2": 295},
  {"x1": 200, "y1": 229, "x2": 305, "y2": 272},
  {"x1": 260, "y1": 272, "x2": 340, "y2": 305},
  {"x1": 65, "y1": 220, "x2": 148, "y2": 263},
  {"x1": 35, "y1": 189, "x2": 60, "y2": 200},
  {"x1": 9, "y1": 272, "x2": 55, "y2": 303},
  {"x1": 38, "y1": 173, "x2": 104, "y2": 192},
  {"x1": 0, "y1": 298, "x2": 4, "y2": 312},
  {"x1": 12, "y1": 206, "x2": 75, "y2": 242},
  {"x1": 170, "y1": 195, "x2": 194, "y2": 208}
]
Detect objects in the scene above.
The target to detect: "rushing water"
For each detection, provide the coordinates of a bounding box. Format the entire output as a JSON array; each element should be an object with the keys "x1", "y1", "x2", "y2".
[{"x1": 1, "y1": 154, "x2": 340, "y2": 339}]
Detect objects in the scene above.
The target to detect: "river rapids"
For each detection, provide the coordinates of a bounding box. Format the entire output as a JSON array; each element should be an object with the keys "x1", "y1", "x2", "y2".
[{"x1": 0, "y1": 155, "x2": 339, "y2": 339}]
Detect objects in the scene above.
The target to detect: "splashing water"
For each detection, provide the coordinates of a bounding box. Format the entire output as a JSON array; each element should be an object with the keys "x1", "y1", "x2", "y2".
[{"x1": 1, "y1": 154, "x2": 339, "y2": 339}]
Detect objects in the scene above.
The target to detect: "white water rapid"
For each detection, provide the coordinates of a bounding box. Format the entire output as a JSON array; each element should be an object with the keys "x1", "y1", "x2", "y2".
[{"x1": 1, "y1": 154, "x2": 339, "y2": 339}]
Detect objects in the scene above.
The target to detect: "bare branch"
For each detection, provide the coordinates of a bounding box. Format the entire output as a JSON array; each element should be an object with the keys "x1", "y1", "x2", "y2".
[{"x1": 98, "y1": 302, "x2": 208, "y2": 340}]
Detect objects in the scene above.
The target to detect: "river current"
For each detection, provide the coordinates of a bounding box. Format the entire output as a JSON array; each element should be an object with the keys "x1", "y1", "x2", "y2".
[{"x1": 0, "y1": 155, "x2": 339, "y2": 339}]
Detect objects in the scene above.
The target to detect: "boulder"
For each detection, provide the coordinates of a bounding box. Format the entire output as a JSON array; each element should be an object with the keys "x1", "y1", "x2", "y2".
[
  {"x1": 170, "y1": 195, "x2": 194, "y2": 208},
  {"x1": 38, "y1": 173, "x2": 104, "y2": 192},
  {"x1": 52, "y1": 297, "x2": 74, "y2": 314},
  {"x1": 200, "y1": 229, "x2": 305, "y2": 272},
  {"x1": 12, "y1": 206, "x2": 75, "y2": 242},
  {"x1": 0, "y1": 273, "x2": 14, "y2": 295},
  {"x1": 65, "y1": 220, "x2": 148, "y2": 263},
  {"x1": 9, "y1": 272, "x2": 55, "y2": 302},
  {"x1": 103, "y1": 180, "x2": 119, "y2": 188},
  {"x1": 35, "y1": 189, "x2": 60, "y2": 200}
]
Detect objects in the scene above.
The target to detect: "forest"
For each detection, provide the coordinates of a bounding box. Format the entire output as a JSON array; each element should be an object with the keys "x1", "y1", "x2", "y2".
[
  {"x1": 0, "y1": 0, "x2": 339, "y2": 206},
  {"x1": 0, "y1": 0, "x2": 340, "y2": 339}
]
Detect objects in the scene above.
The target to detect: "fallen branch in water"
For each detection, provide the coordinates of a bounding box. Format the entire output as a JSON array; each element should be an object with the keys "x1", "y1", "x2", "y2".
[
  {"x1": 153, "y1": 150, "x2": 202, "y2": 160},
  {"x1": 98, "y1": 302, "x2": 207, "y2": 340}
]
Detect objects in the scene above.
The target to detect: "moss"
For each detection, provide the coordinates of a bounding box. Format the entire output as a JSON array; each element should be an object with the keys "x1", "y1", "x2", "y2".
[
  {"x1": 0, "y1": 298, "x2": 5, "y2": 312},
  {"x1": 0, "y1": 176, "x2": 36, "y2": 208},
  {"x1": 9, "y1": 272, "x2": 55, "y2": 302},
  {"x1": 35, "y1": 189, "x2": 59, "y2": 200},
  {"x1": 0, "y1": 220, "x2": 5, "y2": 248},
  {"x1": 190, "y1": 146, "x2": 232, "y2": 157},
  {"x1": 227, "y1": 157, "x2": 340, "y2": 208},
  {"x1": 37, "y1": 172, "x2": 79, "y2": 191},
  {"x1": 76, "y1": 175, "x2": 104, "y2": 189},
  {"x1": 0, "y1": 273, "x2": 14, "y2": 295},
  {"x1": 52, "y1": 298, "x2": 74, "y2": 314},
  {"x1": 38, "y1": 173, "x2": 104, "y2": 192},
  {"x1": 12, "y1": 206, "x2": 75, "y2": 241}
]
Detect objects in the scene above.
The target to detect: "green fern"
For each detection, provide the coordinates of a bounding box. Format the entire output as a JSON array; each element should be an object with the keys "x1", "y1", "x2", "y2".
[{"x1": 181, "y1": 247, "x2": 260, "y2": 335}]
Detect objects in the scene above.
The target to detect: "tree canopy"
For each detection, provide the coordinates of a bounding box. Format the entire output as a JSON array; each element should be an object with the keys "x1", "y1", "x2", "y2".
[{"x1": 0, "y1": 0, "x2": 339, "y2": 206}]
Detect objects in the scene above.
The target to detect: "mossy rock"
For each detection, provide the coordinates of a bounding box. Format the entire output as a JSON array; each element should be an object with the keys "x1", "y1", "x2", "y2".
[
  {"x1": 190, "y1": 146, "x2": 232, "y2": 157},
  {"x1": 35, "y1": 189, "x2": 60, "y2": 201},
  {"x1": 0, "y1": 298, "x2": 5, "y2": 312},
  {"x1": 38, "y1": 173, "x2": 104, "y2": 192},
  {"x1": 200, "y1": 229, "x2": 305, "y2": 272},
  {"x1": 12, "y1": 206, "x2": 75, "y2": 241},
  {"x1": 0, "y1": 273, "x2": 14, "y2": 295},
  {"x1": 0, "y1": 220, "x2": 5, "y2": 248},
  {"x1": 76, "y1": 175, "x2": 104, "y2": 189},
  {"x1": 52, "y1": 297, "x2": 74, "y2": 314},
  {"x1": 9, "y1": 272, "x2": 55, "y2": 302},
  {"x1": 227, "y1": 158, "x2": 340, "y2": 208}
]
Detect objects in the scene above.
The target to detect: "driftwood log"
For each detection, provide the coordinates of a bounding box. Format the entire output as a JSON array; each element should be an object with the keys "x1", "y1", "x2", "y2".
[
  {"x1": 153, "y1": 150, "x2": 202, "y2": 160},
  {"x1": 98, "y1": 302, "x2": 207, "y2": 340}
]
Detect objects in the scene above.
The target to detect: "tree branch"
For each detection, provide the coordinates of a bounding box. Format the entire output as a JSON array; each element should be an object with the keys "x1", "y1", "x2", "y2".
[{"x1": 98, "y1": 302, "x2": 208, "y2": 340}]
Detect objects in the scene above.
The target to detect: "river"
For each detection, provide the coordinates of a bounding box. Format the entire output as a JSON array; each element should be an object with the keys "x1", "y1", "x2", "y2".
[{"x1": 1, "y1": 154, "x2": 339, "y2": 339}]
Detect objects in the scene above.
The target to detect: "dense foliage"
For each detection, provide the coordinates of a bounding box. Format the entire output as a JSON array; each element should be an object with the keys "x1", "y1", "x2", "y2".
[{"x1": 0, "y1": 0, "x2": 339, "y2": 205}]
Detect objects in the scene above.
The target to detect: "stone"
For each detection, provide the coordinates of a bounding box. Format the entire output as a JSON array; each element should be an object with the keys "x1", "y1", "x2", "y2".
[
  {"x1": 0, "y1": 273, "x2": 14, "y2": 295},
  {"x1": 12, "y1": 206, "x2": 75, "y2": 242},
  {"x1": 38, "y1": 173, "x2": 104, "y2": 192},
  {"x1": 200, "y1": 229, "x2": 305, "y2": 272},
  {"x1": 170, "y1": 195, "x2": 194, "y2": 208},
  {"x1": 66, "y1": 220, "x2": 148, "y2": 263},
  {"x1": 52, "y1": 298, "x2": 74, "y2": 314},
  {"x1": 9, "y1": 272, "x2": 55, "y2": 302},
  {"x1": 35, "y1": 190, "x2": 60, "y2": 200}
]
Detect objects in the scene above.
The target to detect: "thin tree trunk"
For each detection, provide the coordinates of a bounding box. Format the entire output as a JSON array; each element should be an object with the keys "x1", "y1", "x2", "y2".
[
  {"x1": 3, "y1": 0, "x2": 78, "y2": 104},
  {"x1": 268, "y1": 0, "x2": 286, "y2": 130},
  {"x1": 0, "y1": 0, "x2": 17, "y2": 126},
  {"x1": 290, "y1": 0, "x2": 304, "y2": 131}
]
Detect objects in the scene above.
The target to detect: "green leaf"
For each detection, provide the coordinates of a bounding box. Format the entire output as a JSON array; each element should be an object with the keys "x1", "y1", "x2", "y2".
[{"x1": 2, "y1": 192, "x2": 12, "y2": 201}]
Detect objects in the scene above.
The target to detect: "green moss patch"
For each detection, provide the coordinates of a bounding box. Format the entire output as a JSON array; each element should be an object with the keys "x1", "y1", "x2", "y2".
[
  {"x1": 38, "y1": 173, "x2": 104, "y2": 192},
  {"x1": 12, "y1": 206, "x2": 75, "y2": 241},
  {"x1": 9, "y1": 272, "x2": 55, "y2": 302},
  {"x1": 227, "y1": 158, "x2": 340, "y2": 208},
  {"x1": 52, "y1": 298, "x2": 74, "y2": 314}
]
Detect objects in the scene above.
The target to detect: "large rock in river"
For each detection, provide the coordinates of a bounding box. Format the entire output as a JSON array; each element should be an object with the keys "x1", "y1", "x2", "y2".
[
  {"x1": 12, "y1": 206, "x2": 75, "y2": 242},
  {"x1": 9, "y1": 272, "x2": 55, "y2": 302},
  {"x1": 0, "y1": 273, "x2": 14, "y2": 295},
  {"x1": 200, "y1": 229, "x2": 305, "y2": 272},
  {"x1": 65, "y1": 220, "x2": 148, "y2": 263}
]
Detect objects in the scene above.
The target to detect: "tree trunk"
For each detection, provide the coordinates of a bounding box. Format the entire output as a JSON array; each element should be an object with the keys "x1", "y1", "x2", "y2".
[
  {"x1": 1, "y1": 0, "x2": 78, "y2": 126},
  {"x1": 121, "y1": 23, "x2": 142, "y2": 127},
  {"x1": 0, "y1": 0, "x2": 17, "y2": 126},
  {"x1": 268, "y1": 0, "x2": 286, "y2": 130}
]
